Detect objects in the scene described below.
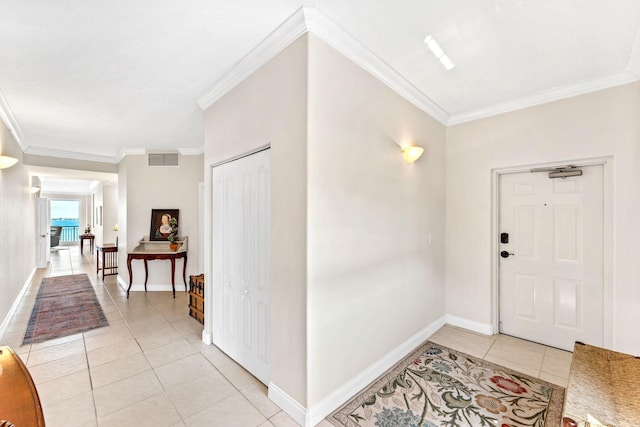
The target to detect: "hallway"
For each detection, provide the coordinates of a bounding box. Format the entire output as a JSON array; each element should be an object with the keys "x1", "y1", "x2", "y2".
[
  {"x1": 0, "y1": 246, "x2": 310, "y2": 426},
  {"x1": 0, "y1": 246, "x2": 572, "y2": 426}
]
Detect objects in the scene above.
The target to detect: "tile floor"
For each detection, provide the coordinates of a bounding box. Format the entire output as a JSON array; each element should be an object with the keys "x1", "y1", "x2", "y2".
[{"x1": 0, "y1": 245, "x2": 572, "y2": 427}]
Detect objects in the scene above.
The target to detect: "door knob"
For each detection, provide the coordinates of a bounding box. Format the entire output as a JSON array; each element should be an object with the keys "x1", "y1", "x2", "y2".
[{"x1": 500, "y1": 251, "x2": 514, "y2": 258}]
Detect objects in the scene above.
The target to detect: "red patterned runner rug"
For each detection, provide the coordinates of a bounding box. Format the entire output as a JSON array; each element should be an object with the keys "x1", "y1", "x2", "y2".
[
  {"x1": 328, "y1": 341, "x2": 564, "y2": 427},
  {"x1": 23, "y1": 274, "x2": 109, "y2": 344}
]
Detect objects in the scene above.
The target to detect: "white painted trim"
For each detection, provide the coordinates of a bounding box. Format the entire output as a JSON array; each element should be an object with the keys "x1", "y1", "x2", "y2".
[
  {"x1": 601, "y1": 158, "x2": 614, "y2": 350},
  {"x1": 201, "y1": 329, "x2": 212, "y2": 345},
  {"x1": 0, "y1": 88, "x2": 25, "y2": 150},
  {"x1": 177, "y1": 146, "x2": 204, "y2": 156},
  {"x1": 124, "y1": 284, "x2": 189, "y2": 293},
  {"x1": 268, "y1": 382, "x2": 308, "y2": 427},
  {"x1": 116, "y1": 275, "x2": 189, "y2": 296},
  {"x1": 490, "y1": 157, "x2": 614, "y2": 348},
  {"x1": 196, "y1": 7, "x2": 449, "y2": 124},
  {"x1": 117, "y1": 147, "x2": 147, "y2": 162},
  {"x1": 0, "y1": 268, "x2": 36, "y2": 339},
  {"x1": 448, "y1": 71, "x2": 640, "y2": 125},
  {"x1": 303, "y1": 8, "x2": 449, "y2": 124},
  {"x1": 628, "y1": 25, "x2": 640, "y2": 78},
  {"x1": 195, "y1": 6, "x2": 640, "y2": 128},
  {"x1": 305, "y1": 316, "x2": 447, "y2": 426},
  {"x1": 116, "y1": 275, "x2": 128, "y2": 293},
  {"x1": 197, "y1": 8, "x2": 307, "y2": 110},
  {"x1": 445, "y1": 315, "x2": 494, "y2": 336},
  {"x1": 25, "y1": 145, "x2": 120, "y2": 164}
]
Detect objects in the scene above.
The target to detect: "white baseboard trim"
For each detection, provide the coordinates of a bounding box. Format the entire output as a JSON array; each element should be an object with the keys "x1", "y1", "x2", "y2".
[
  {"x1": 305, "y1": 315, "x2": 447, "y2": 426},
  {"x1": 445, "y1": 314, "x2": 494, "y2": 336},
  {"x1": 115, "y1": 275, "x2": 188, "y2": 295},
  {"x1": 266, "y1": 315, "x2": 492, "y2": 426},
  {"x1": 268, "y1": 382, "x2": 308, "y2": 426},
  {"x1": 116, "y1": 275, "x2": 127, "y2": 291},
  {"x1": 0, "y1": 268, "x2": 36, "y2": 339},
  {"x1": 202, "y1": 329, "x2": 213, "y2": 345}
]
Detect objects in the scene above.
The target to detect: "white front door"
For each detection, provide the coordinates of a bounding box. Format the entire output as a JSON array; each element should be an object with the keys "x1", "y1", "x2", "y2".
[
  {"x1": 499, "y1": 165, "x2": 604, "y2": 351},
  {"x1": 36, "y1": 198, "x2": 49, "y2": 268},
  {"x1": 212, "y1": 149, "x2": 270, "y2": 384}
]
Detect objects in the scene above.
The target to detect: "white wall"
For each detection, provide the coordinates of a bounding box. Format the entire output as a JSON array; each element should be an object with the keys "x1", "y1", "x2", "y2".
[
  {"x1": 203, "y1": 33, "x2": 448, "y2": 414},
  {"x1": 203, "y1": 35, "x2": 309, "y2": 405},
  {"x1": 103, "y1": 182, "x2": 118, "y2": 243},
  {"x1": 0, "y1": 119, "x2": 37, "y2": 339},
  {"x1": 307, "y1": 35, "x2": 447, "y2": 406},
  {"x1": 446, "y1": 81, "x2": 640, "y2": 355},
  {"x1": 118, "y1": 154, "x2": 204, "y2": 290}
]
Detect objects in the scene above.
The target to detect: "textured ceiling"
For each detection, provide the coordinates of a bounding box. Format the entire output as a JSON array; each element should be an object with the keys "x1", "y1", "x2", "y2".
[{"x1": 1, "y1": 0, "x2": 639, "y2": 163}]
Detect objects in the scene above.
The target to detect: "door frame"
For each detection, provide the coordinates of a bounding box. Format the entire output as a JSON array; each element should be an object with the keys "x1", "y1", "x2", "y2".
[{"x1": 490, "y1": 156, "x2": 613, "y2": 348}]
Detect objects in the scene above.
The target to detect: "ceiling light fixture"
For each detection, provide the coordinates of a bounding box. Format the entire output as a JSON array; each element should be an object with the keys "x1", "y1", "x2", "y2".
[
  {"x1": 0, "y1": 155, "x2": 18, "y2": 169},
  {"x1": 424, "y1": 35, "x2": 455, "y2": 70},
  {"x1": 401, "y1": 145, "x2": 424, "y2": 163}
]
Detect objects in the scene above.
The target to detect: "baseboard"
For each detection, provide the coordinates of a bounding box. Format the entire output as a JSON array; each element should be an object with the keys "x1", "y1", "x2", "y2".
[
  {"x1": 445, "y1": 314, "x2": 494, "y2": 335},
  {"x1": 201, "y1": 329, "x2": 212, "y2": 345},
  {"x1": 116, "y1": 275, "x2": 127, "y2": 291},
  {"x1": 115, "y1": 276, "x2": 188, "y2": 295},
  {"x1": 306, "y1": 315, "x2": 447, "y2": 426},
  {"x1": 268, "y1": 382, "x2": 307, "y2": 426},
  {"x1": 0, "y1": 268, "x2": 36, "y2": 339}
]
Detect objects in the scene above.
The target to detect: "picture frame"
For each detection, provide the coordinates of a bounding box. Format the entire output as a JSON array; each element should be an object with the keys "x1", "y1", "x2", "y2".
[{"x1": 149, "y1": 209, "x2": 179, "y2": 241}]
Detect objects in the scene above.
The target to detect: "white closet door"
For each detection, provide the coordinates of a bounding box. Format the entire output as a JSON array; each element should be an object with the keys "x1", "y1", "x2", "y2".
[{"x1": 212, "y1": 149, "x2": 270, "y2": 384}]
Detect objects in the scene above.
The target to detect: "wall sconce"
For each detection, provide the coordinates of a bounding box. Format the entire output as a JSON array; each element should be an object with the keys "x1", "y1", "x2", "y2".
[
  {"x1": 29, "y1": 186, "x2": 41, "y2": 194},
  {"x1": 401, "y1": 145, "x2": 424, "y2": 164},
  {"x1": 113, "y1": 224, "x2": 119, "y2": 232},
  {"x1": 0, "y1": 155, "x2": 18, "y2": 169}
]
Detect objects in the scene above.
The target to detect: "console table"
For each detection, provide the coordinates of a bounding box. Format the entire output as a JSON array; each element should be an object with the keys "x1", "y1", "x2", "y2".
[
  {"x1": 127, "y1": 237, "x2": 188, "y2": 298},
  {"x1": 80, "y1": 234, "x2": 95, "y2": 254}
]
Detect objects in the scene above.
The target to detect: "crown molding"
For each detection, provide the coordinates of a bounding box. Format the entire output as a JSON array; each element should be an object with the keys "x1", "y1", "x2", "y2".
[
  {"x1": 197, "y1": 7, "x2": 308, "y2": 110},
  {"x1": 303, "y1": 8, "x2": 449, "y2": 124},
  {"x1": 116, "y1": 147, "x2": 146, "y2": 162},
  {"x1": 448, "y1": 70, "x2": 640, "y2": 125},
  {"x1": 0, "y1": 88, "x2": 26, "y2": 149},
  {"x1": 177, "y1": 146, "x2": 204, "y2": 155},
  {"x1": 25, "y1": 146, "x2": 120, "y2": 164},
  {"x1": 628, "y1": 25, "x2": 640, "y2": 78},
  {"x1": 196, "y1": 6, "x2": 449, "y2": 124}
]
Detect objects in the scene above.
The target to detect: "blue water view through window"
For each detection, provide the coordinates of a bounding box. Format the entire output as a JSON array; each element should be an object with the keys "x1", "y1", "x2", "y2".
[{"x1": 51, "y1": 200, "x2": 80, "y2": 242}]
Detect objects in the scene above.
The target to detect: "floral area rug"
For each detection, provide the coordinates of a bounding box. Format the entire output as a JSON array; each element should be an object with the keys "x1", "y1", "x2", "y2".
[{"x1": 328, "y1": 341, "x2": 564, "y2": 427}]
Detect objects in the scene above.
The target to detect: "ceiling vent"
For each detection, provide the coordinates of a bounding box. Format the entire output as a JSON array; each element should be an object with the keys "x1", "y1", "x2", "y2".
[{"x1": 148, "y1": 153, "x2": 179, "y2": 167}]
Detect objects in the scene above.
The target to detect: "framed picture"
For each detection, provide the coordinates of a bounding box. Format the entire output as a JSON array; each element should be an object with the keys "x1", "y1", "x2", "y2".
[{"x1": 149, "y1": 209, "x2": 179, "y2": 241}]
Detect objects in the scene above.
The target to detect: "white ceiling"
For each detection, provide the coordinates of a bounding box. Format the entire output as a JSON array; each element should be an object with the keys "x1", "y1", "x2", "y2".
[
  {"x1": 28, "y1": 166, "x2": 115, "y2": 194},
  {"x1": 2, "y1": 0, "x2": 639, "y2": 164}
]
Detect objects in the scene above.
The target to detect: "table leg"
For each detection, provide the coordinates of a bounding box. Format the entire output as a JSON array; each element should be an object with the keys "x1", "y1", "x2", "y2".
[
  {"x1": 127, "y1": 256, "x2": 133, "y2": 298},
  {"x1": 96, "y1": 248, "x2": 99, "y2": 275},
  {"x1": 182, "y1": 255, "x2": 188, "y2": 292},
  {"x1": 170, "y1": 258, "x2": 176, "y2": 298},
  {"x1": 143, "y1": 260, "x2": 149, "y2": 292},
  {"x1": 102, "y1": 250, "x2": 106, "y2": 280},
  {"x1": 80, "y1": 239, "x2": 84, "y2": 253}
]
